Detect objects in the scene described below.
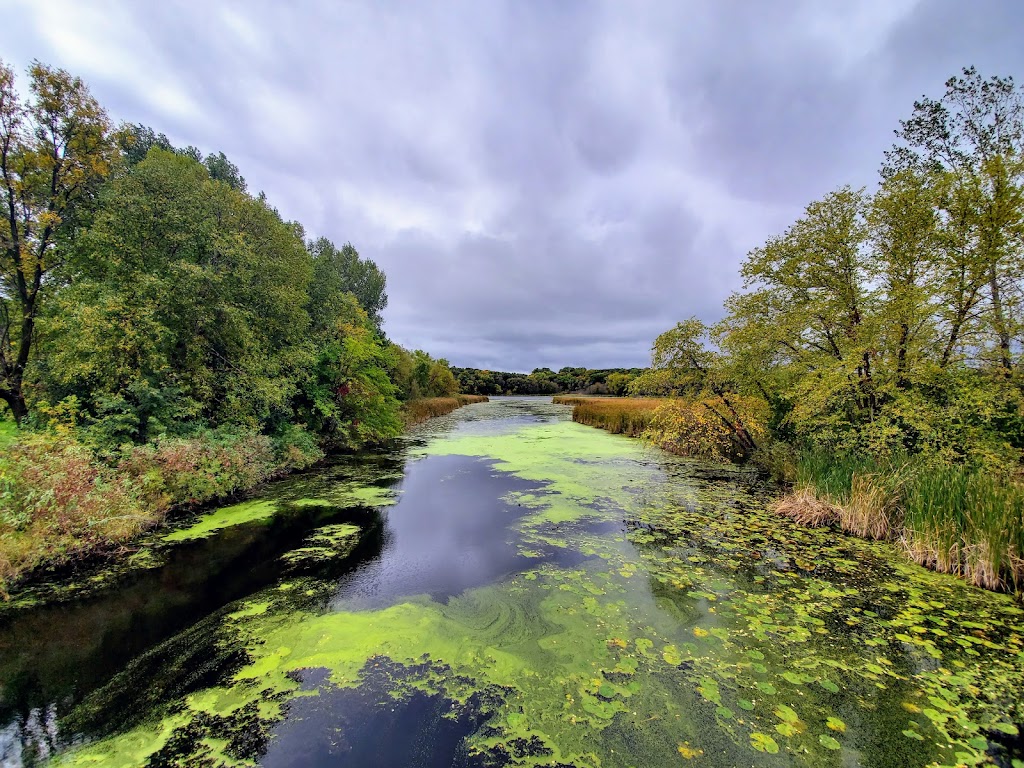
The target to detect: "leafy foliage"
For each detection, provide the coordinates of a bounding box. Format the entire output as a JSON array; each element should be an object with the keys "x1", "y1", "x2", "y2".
[
  {"x1": 0, "y1": 59, "x2": 115, "y2": 423},
  {"x1": 0, "y1": 60, "x2": 469, "y2": 591},
  {"x1": 639, "y1": 68, "x2": 1024, "y2": 591}
]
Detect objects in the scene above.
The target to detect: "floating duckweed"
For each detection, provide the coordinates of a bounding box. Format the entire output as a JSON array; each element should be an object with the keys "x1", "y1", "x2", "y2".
[
  {"x1": 163, "y1": 500, "x2": 281, "y2": 542},
  {"x1": 54, "y1": 401, "x2": 1024, "y2": 767}
]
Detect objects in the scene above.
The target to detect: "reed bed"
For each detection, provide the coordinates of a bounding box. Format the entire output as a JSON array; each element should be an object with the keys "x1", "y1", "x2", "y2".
[
  {"x1": 551, "y1": 395, "x2": 595, "y2": 406},
  {"x1": 403, "y1": 395, "x2": 489, "y2": 426},
  {"x1": 774, "y1": 451, "x2": 1024, "y2": 593},
  {"x1": 555, "y1": 396, "x2": 661, "y2": 437}
]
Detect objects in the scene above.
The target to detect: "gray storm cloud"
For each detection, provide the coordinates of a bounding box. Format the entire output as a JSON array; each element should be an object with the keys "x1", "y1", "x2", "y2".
[{"x1": 3, "y1": 0, "x2": 1023, "y2": 371}]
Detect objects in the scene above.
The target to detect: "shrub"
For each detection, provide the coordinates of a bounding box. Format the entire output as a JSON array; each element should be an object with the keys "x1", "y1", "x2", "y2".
[
  {"x1": 0, "y1": 433, "x2": 154, "y2": 590},
  {"x1": 119, "y1": 429, "x2": 276, "y2": 508},
  {"x1": 273, "y1": 424, "x2": 325, "y2": 471}
]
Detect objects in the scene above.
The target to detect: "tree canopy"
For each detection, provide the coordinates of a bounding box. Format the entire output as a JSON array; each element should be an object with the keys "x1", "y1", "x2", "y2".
[
  {"x1": 639, "y1": 67, "x2": 1024, "y2": 467},
  {"x1": 0, "y1": 58, "x2": 463, "y2": 454}
]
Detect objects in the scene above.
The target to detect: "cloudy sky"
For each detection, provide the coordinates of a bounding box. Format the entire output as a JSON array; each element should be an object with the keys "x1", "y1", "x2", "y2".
[{"x1": 3, "y1": 1, "x2": 1023, "y2": 371}]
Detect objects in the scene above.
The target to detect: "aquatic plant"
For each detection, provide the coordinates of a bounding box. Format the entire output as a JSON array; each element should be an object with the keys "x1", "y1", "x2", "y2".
[
  {"x1": 776, "y1": 452, "x2": 1024, "y2": 592},
  {"x1": 555, "y1": 396, "x2": 661, "y2": 436}
]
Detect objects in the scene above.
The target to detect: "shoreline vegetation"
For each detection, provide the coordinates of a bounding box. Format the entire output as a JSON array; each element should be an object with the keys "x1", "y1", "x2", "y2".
[
  {"x1": 0, "y1": 395, "x2": 487, "y2": 598},
  {"x1": 556, "y1": 395, "x2": 1024, "y2": 594},
  {"x1": 0, "y1": 57, "x2": 487, "y2": 599},
  {"x1": 555, "y1": 68, "x2": 1024, "y2": 596}
]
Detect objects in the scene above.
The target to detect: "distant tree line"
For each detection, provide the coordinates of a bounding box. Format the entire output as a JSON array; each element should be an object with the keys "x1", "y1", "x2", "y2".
[{"x1": 453, "y1": 367, "x2": 646, "y2": 396}]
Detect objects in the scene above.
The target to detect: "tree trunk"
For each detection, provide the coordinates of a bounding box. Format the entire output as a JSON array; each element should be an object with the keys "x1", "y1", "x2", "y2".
[
  {"x1": 896, "y1": 322, "x2": 910, "y2": 389},
  {"x1": 988, "y1": 262, "x2": 1013, "y2": 372},
  {"x1": 0, "y1": 385, "x2": 26, "y2": 425}
]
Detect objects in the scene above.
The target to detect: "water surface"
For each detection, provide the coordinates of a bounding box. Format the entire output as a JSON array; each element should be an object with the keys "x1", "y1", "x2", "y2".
[{"x1": 1, "y1": 398, "x2": 1022, "y2": 767}]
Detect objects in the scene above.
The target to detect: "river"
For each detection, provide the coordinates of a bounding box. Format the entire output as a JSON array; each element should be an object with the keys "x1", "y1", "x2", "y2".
[{"x1": 1, "y1": 397, "x2": 1022, "y2": 767}]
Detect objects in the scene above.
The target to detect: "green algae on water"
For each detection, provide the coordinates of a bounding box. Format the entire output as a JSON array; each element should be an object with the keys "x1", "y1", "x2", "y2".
[
  {"x1": 163, "y1": 500, "x2": 281, "y2": 542},
  {"x1": 56, "y1": 401, "x2": 1024, "y2": 768},
  {"x1": 280, "y1": 523, "x2": 361, "y2": 567},
  {"x1": 163, "y1": 485, "x2": 395, "y2": 544}
]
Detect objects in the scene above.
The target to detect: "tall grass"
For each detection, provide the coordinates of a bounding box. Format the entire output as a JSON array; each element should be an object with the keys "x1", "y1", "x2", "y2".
[
  {"x1": 902, "y1": 467, "x2": 1024, "y2": 591},
  {"x1": 555, "y1": 397, "x2": 661, "y2": 437},
  {"x1": 403, "y1": 395, "x2": 489, "y2": 426},
  {"x1": 551, "y1": 395, "x2": 596, "y2": 406},
  {"x1": 775, "y1": 450, "x2": 1024, "y2": 593}
]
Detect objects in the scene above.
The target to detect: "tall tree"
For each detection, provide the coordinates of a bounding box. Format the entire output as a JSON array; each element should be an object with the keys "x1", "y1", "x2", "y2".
[
  {"x1": 308, "y1": 237, "x2": 388, "y2": 331},
  {"x1": 43, "y1": 148, "x2": 311, "y2": 435},
  {"x1": 0, "y1": 60, "x2": 113, "y2": 423},
  {"x1": 722, "y1": 187, "x2": 876, "y2": 441},
  {"x1": 887, "y1": 67, "x2": 1024, "y2": 371}
]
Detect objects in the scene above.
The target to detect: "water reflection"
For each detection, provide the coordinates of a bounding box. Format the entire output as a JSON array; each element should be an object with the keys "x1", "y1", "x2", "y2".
[{"x1": 330, "y1": 454, "x2": 581, "y2": 611}]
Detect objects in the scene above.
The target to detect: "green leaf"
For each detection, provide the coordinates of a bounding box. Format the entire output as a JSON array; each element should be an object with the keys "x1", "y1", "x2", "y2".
[
  {"x1": 819, "y1": 734, "x2": 841, "y2": 751},
  {"x1": 750, "y1": 733, "x2": 780, "y2": 754}
]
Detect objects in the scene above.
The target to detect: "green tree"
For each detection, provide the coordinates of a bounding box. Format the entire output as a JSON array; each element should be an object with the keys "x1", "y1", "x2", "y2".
[
  {"x1": 296, "y1": 294, "x2": 402, "y2": 448},
  {"x1": 0, "y1": 60, "x2": 113, "y2": 423},
  {"x1": 40, "y1": 148, "x2": 312, "y2": 436},
  {"x1": 308, "y1": 237, "x2": 388, "y2": 331},
  {"x1": 203, "y1": 151, "x2": 246, "y2": 191},
  {"x1": 721, "y1": 187, "x2": 874, "y2": 446},
  {"x1": 644, "y1": 318, "x2": 762, "y2": 458},
  {"x1": 887, "y1": 67, "x2": 1024, "y2": 372},
  {"x1": 606, "y1": 372, "x2": 633, "y2": 396}
]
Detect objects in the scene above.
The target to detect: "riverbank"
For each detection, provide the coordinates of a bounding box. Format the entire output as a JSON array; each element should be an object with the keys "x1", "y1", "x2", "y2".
[
  {"x1": 553, "y1": 397, "x2": 1024, "y2": 597},
  {"x1": 0, "y1": 396, "x2": 488, "y2": 598},
  {"x1": 772, "y1": 453, "x2": 1024, "y2": 594}
]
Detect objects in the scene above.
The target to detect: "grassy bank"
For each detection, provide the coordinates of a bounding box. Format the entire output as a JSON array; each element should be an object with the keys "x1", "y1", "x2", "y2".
[
  {"x1": 0, "y1": 419, "x2": 15, "y2": 449},
  {"x1": 773, "y1": 452, "x2": 1024, "y2": 593},
  {"x1": 403, "y1": 394, "x2": 489, "y2": 426},
  {"x1": 0, "y1": 396, "x2": 488, "y2": 597}
]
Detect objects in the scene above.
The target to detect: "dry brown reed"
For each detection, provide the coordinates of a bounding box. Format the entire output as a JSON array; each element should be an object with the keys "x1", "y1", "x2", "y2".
[
  {"x1": 554, "y1": 397, "x2": 662, "y2": 437},
  {"x1": 403, "y1": 395, "x2": 489, "y2": 426},
  {"x1": 771, "y1": 488, "x2": 841, "y2": 527}
]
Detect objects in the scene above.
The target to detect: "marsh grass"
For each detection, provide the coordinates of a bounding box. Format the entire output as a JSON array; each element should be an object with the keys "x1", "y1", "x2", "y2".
[
  {"x1": 902, "y1": 467, "x2": 1024, "y2": 591},
  {"x1": 553, "y1": 397, "x2": 661, "y2": 437},
  {"x1": 403, "y1": 395, "x2": 489, "y2": 425},
  {"x1": 551, "y1": 395, "x2": 596, "y2": 406},
  {"x1": 776, "y1": 451, "x2": 1024, "y2": 592}
]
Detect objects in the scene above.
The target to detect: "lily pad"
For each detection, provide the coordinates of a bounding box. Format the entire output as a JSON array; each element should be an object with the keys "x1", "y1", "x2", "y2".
[
  {"x1": 819, "y1": 734, "x2": 841, "y2": 750},
  {"x1": 750, "y1": 733, "x2": 780, "y2": 754}
]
